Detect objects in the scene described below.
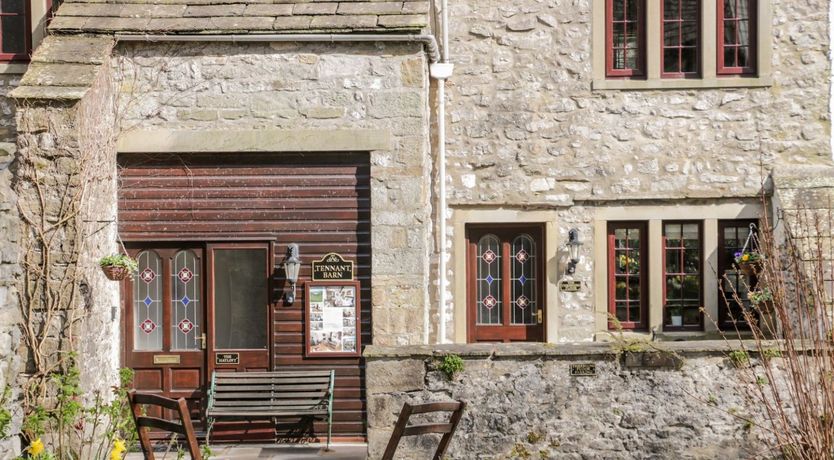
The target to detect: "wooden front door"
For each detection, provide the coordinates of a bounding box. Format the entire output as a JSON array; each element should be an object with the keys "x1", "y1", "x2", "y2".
[
  {"x1": 124, "y1": 246, "x2": 207, "y2": 420},
  {"x1": 466, "y1": 225, "x2": 545, "y2": 343}
]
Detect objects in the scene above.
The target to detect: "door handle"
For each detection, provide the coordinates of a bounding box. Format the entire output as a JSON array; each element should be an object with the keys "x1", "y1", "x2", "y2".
[
  {"x1": 197, "y1": 333, "x2": 207, "y2": 350},
  {"x1": 536, "y1": 310, "x2": 543, "y2": 325}
]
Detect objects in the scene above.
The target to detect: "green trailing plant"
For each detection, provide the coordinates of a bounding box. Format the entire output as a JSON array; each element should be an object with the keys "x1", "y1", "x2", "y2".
[
  {"x1": 728, "y1": 350, "x2": 749, "y2": 368},
  {"x1": 97, "y1": 254, "x2": 138, "y2": 272},
  {"x1": 437, "y1": 354, "x2": 464, "y2": 380},
  {"x1": 0, "y1": 386, "x2": 12, "y2": 438},
  {"x1": 747, "y1": 289, "x2": 773, "y2": 305}
]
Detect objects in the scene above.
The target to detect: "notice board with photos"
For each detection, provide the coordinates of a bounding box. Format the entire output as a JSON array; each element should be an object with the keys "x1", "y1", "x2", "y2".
[{"x1": 305, "y1": 281, "x2": 361, "y2": 357}]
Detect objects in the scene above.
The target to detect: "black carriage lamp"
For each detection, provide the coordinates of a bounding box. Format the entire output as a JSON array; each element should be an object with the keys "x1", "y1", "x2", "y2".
[
  {"x1": 566, "y1": 228, "x2": 583, "y2": 275},
  {"x1": 283, "y1": 243, "x2": 301, "y2": 304}
]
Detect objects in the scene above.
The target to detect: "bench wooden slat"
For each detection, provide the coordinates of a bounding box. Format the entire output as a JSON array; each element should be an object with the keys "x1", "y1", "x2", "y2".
[
  {"x1": 215, "y1": 384, "x2": 329, "y2": 392},
  {"x1": 215, "y1": 376, "x2": 332, "y2": 384},
  {"x1": 207, "y1": 410, "x2": 328, "y2": 417},
  {"x1": 215, "y1": 372, "x2": 331, "y2": 380},
  {"x1": 213, "y1": 400, "x2": 325, "y2": 407},
  {"x1": 214, "y1": 391, "x2": 327, "y2": 400}
]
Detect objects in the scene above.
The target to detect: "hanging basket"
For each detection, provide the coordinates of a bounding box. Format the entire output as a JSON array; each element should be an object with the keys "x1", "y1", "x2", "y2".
[
  {"x1": 101, "y1": 265, "x2": 131, "y2": 281},
  {"x1": 738, "y1": 260, "x2": 762, "y2": 277}
]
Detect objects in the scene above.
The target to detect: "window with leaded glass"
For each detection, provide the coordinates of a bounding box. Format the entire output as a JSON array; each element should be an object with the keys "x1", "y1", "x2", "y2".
[
  {"x1": 606, "y1": 0, "x2": 646, "y2": 77},
  {"x1": 662, "y1": 0, "x2": 700, "y2": 77},
  {"x1": 134, "y1": 250, "x2": 163, "y2": 351},
  {"x1": 718, "y1": 220, "x2": 757, "y2": 329},
  {"x1": 608, "y1": 222, "x2": 648, "y2": 330},
  {"x1": 718, "y1": 0, "x2": 756, "y2": 75},
  {"x1": 664, "y1": 222, "x2": 703, "y2": 330},
  {"x1": 172, "y1": 250, "x2": 202, "y2": 350},
  {"x1": 467, "y1": 225, "x2": 545, "y2": 343}
]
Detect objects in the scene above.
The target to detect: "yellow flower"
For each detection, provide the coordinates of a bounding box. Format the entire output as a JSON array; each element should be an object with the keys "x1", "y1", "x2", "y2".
[
  {"x1": 742, "y1": 254, "x2": 750, "y2": 262},
  {"x1": 110, "y1": 439, "x2": 127, "y2": 460},
  {"x1": 28, "y1": 438, "x2": 45, "y2": 456}
]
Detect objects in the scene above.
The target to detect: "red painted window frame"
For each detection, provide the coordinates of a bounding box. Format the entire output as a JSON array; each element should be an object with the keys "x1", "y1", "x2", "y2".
[
  {"x1": 607, "y1": 222, "x2": 648, "y2": 331},
  {"x1": 605, "y1": 0, "x2": 647, "y2": 78},
  {"x1": 661, "y1": 0, "x2": 702, "y2": 78},
  {"x1": 717, "y1": 0, "x2": 757, "y2": 76},
  {"x1": 662, "y1": 221, "x2": 704, "y2": 331},
  {"x1": 717, "y1": 220, "x2": 758, "y2": 330},
  {"x1": 0, "y1": 0, "x2": 32, "y2": 63}
]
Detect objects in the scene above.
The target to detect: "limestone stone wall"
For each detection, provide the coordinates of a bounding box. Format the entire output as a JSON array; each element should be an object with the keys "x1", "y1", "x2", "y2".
[
  {"x1": 0, "y1": 73, "x2": 23, "y2": 457},
  {"x1": 365, "y1": 342, "x2": 785, "y2": 460},
  {"x1": 114, "y1": 41, "x2": 432, "y2": 346}
]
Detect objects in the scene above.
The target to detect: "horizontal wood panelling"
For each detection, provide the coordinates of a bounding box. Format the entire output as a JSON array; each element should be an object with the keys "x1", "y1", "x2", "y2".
[{"x1": 118, "y1": 152, "x2": 371, "y2": 439}]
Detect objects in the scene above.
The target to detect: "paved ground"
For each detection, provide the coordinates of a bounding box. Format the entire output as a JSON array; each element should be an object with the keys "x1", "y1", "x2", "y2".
[{"x1": 125, "y1": 443, "x2": 367, "y2": 459}]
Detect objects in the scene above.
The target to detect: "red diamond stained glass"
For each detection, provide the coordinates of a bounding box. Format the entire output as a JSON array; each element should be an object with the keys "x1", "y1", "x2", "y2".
[
  {"x1": 483, "y1": 295, "x2": 498, "y2": 310},
  {"x1": 139, "y1": 319, "x2": 157, "y2": 334},
  {"x1": 139, "y1": 268, "x2": 156, "y2": 284},
  {"x1": 177, "y1": 319, "x2": 195, "y2": 334},
  {"x1": 516, "y1": 295, "x2": 529, "y2": 309},
  {"x1": 177, "y1": 267, "x2": 194, "y2": 283},
  {"x1": 516, "y1": 249, "x2": 529, "y2": 263},
  {"x1": 482, "y1": 249, "x2": 497, "y2": 264}
]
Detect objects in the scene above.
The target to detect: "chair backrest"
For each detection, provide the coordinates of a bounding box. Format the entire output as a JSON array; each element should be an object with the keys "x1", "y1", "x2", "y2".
[
  {"x1": 128, "y1": 390, "x2": 202, "y2": 460},
  {"x1": 381, "y1": 400, "x2": 466, "y2": 460}
]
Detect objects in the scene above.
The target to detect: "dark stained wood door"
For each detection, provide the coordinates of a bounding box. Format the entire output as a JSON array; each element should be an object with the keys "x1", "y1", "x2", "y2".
[
  {"x1": 119, "y1": 152, "x2": 371, "y2": 441},
  {"x1": 466, "y1": 225, "x2": 545, "y2": 343},
  {"x1": 124, "y1": 246, "x2": 206, "y2": 421}
]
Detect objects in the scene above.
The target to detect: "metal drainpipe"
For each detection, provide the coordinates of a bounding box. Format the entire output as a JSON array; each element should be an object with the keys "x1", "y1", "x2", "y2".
[{"x1": 432, "y1": 0, "x2": 453, "y2": 345}]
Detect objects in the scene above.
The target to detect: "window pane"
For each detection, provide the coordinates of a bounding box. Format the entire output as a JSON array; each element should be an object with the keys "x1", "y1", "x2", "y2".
[
  {"x1": 663, "y1": 0, "x2": 679, "y2": 19},
  {"x1": 625, "y1": 49, "x2": 638, "y2": 69},
  {"x1": 0, "y1": 0, "x2": 23, "y2": 14},
  {"x1": 134, "y1": 251, "x2": 163, "y2": 351},
  {"x1": 664, "y1": 22, "x2": 680, "y2": 47},
  {"x1": 511, "y1": 234, "x2": 537, "y2": 325},
  {"x1": 613, "y1": 0, "x2": 625, "y2": 21},
  {"x1": 724, "y1": 46, "x2": 737, "y2": 67},
  {"x1": 628, "y1": 277, "x2": 641, "y2": 301},
  {"x1": 724, "y1": 20, "x2": 739, "y2": 45},
  {"x1": 213, "y1": 249, "x2": 268, "y2": 349},
  {"x1": 681, "y1": 47, "x2": 698, "y2": 73},
  {"x1": 737, "y1": 46, "x2": 750, "y2": 67},
  {"x1": 629, "y1": 303, "x2": 642, "y2": 323},
  {"x1": 172, "y1": 250, "x2": 201, "y2": 351},
  {"x1": 628, "y1": 229, "x2": 641, "y2": 250},
  {"x1": 626, "y1": 0, "x2": 639, "y2": 21},
  {"x1": 1, "y1": 16, "x2": 25, "y2": 54},
  {"x1": 477, "y1": 235, "x2": 502, "y2": 325},
  {"x1": 664, "y1": 48, "x2": 679, "y2": 73},
  {"x1": 736, "y1": 0, "x2": 749, "y2": 19},
  {"x1": 724, "y1": 0, "x2": 737, "y2": 18}
]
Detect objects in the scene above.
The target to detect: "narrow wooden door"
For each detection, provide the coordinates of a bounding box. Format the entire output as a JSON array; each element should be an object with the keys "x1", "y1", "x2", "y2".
[
  {"x1": 207, "y1": 243, "x2": 271, "y2": 375},
  {"x1": 124, "y1": 246, "x2": 206, "y2": 420},
  {"x1": 466, "y1": 225, "x2": 545, "y2": 342}
]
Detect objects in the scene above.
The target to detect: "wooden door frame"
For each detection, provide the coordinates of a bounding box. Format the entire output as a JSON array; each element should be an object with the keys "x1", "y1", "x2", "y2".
[
  {"x1": 206, "y1": 242, "x2": 273, "y2": 378},
  {"x1": 465, "y1": 224, "x2": 546, "y2": 343}
]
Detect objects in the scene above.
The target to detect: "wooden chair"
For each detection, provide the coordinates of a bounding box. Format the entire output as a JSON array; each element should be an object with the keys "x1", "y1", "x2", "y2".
[
  {"x1": 128, "y1": 390, "x2": 202, "y2": 460},
  {"x1": 381, "y1": 401, "x2": 466, "y2": 460}
]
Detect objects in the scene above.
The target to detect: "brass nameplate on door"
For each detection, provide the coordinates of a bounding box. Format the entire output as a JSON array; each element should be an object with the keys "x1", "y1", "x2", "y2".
[
  {"x1": 216, "y1": 353, "x2": 239, "y2": 365},
  {"x1": 559, "y1": 280, "x2": 582, "y2": 292},
  {"x1": 153, "y1": 355, "x2": 181, "y2": 365}
]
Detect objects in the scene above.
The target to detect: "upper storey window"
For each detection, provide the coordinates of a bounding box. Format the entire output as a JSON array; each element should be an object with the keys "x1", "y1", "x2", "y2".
[
  {"x1": 0, "y1": 0, "x2": 30, "y2": 61},
  {"x1": 593, "y1": 0, "x2": 770, "y2": 89},
  {"x1": 717, "y1": 0, "x2": 756, "y2": 75},
  {"x1": 662, "y1": 0, "x2": 700, "y2": 77},
  {"x1": 606, "y1": 0, "x2": 645, "y2": 77}
]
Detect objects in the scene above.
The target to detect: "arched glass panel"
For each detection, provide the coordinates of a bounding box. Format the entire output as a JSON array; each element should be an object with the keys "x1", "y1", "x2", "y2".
[
  {"x1": 476, "y1": 235, "x2": 502, "y2": 325},
  {"x1": 511, "y1": 234, "x2": 537, "y2": 325},
  {"x1": 134, "y1": 251, "x2": 162, "y2": 351},
  {"x1": 172, "y1": 250, "x2": 202, "y2": 350}
]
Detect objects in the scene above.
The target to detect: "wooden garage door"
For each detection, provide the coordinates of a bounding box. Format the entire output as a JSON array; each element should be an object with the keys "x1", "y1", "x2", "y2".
[{"x1": 118, "y1": 152, "x2": 371, "y2": 441}]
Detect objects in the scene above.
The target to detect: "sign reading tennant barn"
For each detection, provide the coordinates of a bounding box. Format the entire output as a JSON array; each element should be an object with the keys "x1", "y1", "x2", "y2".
[{"x1": 312, "y1": 253, "x2": 354, "y2": 281}]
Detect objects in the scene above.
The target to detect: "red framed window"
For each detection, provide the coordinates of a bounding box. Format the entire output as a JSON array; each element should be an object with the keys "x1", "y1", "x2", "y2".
[
  {"x1": 608, "y1": 222, "x2": 648, "y2": 330},
  {"x1": 663, "y1": 222, "x2": 703, "y2": 330},
  {"x1": 606, "y1": 0, "x2": 646, "y2": 78},
  {"x1": 662, "y1": 0, "x2": 701, "y2": 77},
  {"x1": 718, "y1": 220, "x2": 757, "y2": 330},
  {"x1": 0, "y1": 0, "x2": 30, "y2": 62},
  {"x1": 717, "y1": 0, "x2": 756, "y2": 75}
]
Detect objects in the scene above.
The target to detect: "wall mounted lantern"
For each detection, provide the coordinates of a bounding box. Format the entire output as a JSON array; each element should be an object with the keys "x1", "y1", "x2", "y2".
[
  {"x1": 566, "y1": 228, "x2": 582, "y2": 275},
  {"x1": 283, "y1": 243, "x2": 301, "y2": 304}
]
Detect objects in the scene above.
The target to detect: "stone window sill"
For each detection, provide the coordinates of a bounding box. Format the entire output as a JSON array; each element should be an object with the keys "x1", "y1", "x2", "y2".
[{"x1": 592, "y1": 76, "x2": 772, "y2": 91}]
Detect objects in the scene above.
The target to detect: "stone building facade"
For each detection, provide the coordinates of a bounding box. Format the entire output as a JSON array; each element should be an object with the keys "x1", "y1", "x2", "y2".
[{"x1": 0, "y1": 0, "x2": 832, "y2": 457}]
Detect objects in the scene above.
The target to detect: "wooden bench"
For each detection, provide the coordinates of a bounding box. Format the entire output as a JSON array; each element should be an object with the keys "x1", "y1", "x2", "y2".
[{"x1": 205, "y1": 370, "x2": 335, "y2": 449}]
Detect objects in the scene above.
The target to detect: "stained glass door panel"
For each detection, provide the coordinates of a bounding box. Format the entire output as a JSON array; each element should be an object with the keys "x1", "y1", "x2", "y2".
[
  {"x1": 467, "y1": 225, "x2": 545, "y2": 343},
  {"x1": 124, "y1": 246, "x2": 206, "y2": 424}
]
